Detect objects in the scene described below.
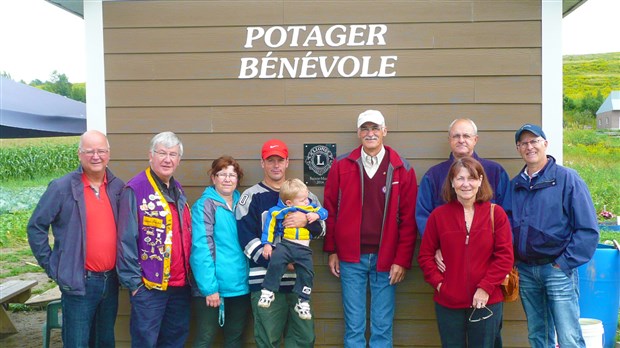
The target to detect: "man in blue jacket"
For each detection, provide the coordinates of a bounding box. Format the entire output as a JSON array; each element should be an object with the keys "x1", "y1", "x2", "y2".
[
  {"x1": 509, "y1": 124, "x2": 599, "y2": 348},
  {"x1": 417, "y1": 118, "x2": 511, "y2": 348},
  {"x1": 28, "y1": 130, "x2": 124, "y2": 347},
  {"x1": 416, "y1": 118, "x2": 510, "y2": 236}
]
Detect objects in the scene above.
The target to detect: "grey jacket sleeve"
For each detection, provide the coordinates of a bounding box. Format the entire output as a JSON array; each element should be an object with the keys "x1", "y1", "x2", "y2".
[
  {"x1": 308, "y1": 191, "x2": 326, "y2": 238},
  {"x1": 116, "y1": 187, "x2": 144, "y2": 292}
]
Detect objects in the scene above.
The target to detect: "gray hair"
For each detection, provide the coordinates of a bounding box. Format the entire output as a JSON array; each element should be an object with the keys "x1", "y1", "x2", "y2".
[
  {"x1": 448, "y1": 118, "x2": 478, "y2": 135},
  {"x1": 150, "y1": 131, "x2": 184, "y2": 156}
]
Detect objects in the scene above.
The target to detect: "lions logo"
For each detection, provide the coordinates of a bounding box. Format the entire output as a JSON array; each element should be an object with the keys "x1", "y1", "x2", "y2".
[{"x1": 304, "y1": 145, "x2": 334, "y2": 176}]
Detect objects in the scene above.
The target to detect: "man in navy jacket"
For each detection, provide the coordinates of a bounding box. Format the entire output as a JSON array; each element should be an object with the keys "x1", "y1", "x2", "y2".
[
  {"x1": 509, "y1": 124, "x2": 599, "y2": 348},
  {"x1": 28, "y1": 130, "x2": 124, "y2": 347},
  {"x1": 416, "y1": 118, "x2": 510, "y2": 236}
]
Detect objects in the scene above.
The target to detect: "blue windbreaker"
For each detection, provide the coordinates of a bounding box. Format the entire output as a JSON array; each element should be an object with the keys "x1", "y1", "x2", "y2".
[
  {"x1": 507, "y1": 156, "x2": 599, "y2": 274},
  {"x1": 190, "y1": 186, "x2": 249, "y2": 297}
]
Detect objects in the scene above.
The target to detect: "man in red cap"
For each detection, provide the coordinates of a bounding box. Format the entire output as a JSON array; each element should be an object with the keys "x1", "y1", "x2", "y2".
[{"x1": 236, "y1": 139, "x2": 325, "y2": 347}]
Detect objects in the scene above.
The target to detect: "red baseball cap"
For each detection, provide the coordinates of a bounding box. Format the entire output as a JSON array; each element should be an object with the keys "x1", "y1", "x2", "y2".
[{"x1": 261, "y1": 139, "x2": 288, "y2": 159}]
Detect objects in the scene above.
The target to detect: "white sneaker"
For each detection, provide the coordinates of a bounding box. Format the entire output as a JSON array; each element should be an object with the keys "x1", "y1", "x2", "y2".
[
  {"x1": 258, "y1": 289, "x2": 275, "y2": 308},
  {"x1": 295, "y1": 300, "x2": 312, "y2": 320}
]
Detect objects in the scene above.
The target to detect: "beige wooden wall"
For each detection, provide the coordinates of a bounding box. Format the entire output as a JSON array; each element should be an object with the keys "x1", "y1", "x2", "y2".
[
  {"x1": 104, "y1": 1, "x2": 540, "y2": 346},
  {"x1": 114, "y1": 243, "x2": 528, "y2": 347}
]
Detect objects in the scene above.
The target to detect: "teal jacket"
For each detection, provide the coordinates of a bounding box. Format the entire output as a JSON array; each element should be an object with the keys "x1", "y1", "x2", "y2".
[{"x1": 190, "y1": 186, "x2": 249, "y2": 297}]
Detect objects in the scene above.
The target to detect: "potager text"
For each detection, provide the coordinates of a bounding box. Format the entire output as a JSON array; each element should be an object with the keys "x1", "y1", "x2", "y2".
[{"x1": 239, "y1": 24, "x2": 398, "y2": 79}]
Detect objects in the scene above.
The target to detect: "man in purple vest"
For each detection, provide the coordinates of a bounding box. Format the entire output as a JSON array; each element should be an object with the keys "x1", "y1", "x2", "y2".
[
  {"x1": 117, "y1": 131, "x2": 193, "y2": 348},
  {"x1": 324, "y1": 110, "x2": 418, "y2": 347}
]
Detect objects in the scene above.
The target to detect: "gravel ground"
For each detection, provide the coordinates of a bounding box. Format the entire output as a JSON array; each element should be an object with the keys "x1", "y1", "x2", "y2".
[{"x1": 0, "y1": 308, "x2": 61, "y2": 348}]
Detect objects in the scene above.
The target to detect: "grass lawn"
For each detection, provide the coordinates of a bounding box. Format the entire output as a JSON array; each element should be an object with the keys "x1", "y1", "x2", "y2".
[{"x1": 564, "y1": 128, "x2": 620, "y2": 216}]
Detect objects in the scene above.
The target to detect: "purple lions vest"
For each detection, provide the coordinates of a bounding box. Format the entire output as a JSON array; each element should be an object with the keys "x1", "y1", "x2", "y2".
[{"x1": 126, "y1": 168, "x2": 181, "y2": 290}]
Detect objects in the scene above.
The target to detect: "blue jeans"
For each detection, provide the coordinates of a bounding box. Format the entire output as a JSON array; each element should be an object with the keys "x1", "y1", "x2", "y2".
[
  {"x1": 61, "y1": 270, "x2": 119, "y2": 348},
  {"x1": 435, "y1": 302, "x2": 503, "y2": 348},
  {"x1": 129, "y1": 285, "x2": 191, "y2": 348},
  {"x1": 339, "y1": 254, "x2": 396, "y2": 348},
  {"x1": 517, "y1": 262, "x2": 586, "y2": 348}
]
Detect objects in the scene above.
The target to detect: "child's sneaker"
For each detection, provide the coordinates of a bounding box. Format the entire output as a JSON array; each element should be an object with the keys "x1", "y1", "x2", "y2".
[
  {"x1": 295, "y1": 299, "x2": 312, "y2": 320},
  {"x1": 258, "y1": 289, "x2": 275, "y2": 308}
]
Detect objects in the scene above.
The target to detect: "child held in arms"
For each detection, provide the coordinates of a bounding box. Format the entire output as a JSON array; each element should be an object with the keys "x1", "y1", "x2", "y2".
[{"x1": 258, "y1": 178, "x2": 327, "y2": 320}]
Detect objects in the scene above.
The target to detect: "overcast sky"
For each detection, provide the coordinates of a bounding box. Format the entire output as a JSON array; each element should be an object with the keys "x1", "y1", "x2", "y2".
[{"x1": 0, "y1": 0, "x2": 618, "y2": 83}]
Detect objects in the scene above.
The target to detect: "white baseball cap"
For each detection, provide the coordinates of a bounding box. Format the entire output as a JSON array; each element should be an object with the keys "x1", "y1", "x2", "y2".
[{"x1": 357, "y1": 110, "x2": 385, "y2": 128}]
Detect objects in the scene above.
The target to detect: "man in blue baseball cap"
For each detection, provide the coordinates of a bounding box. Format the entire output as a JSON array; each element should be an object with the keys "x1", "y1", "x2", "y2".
[{"x1": 508, "y1": 123, "x2": 599, "y2": 347}]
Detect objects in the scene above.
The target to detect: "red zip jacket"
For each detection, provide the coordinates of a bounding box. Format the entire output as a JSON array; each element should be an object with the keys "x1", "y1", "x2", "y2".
[
  {"x1": 418, "y1": 200, "x2": 514, "y2": 309},
  {"x1": 323, "y1": 145, "x2": 418, "y2": 271}
]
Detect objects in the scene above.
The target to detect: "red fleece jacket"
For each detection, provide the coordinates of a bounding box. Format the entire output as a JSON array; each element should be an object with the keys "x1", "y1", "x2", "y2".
[
  {"x1": 323, "y1": 145, "x2": 418, "y2": 271},
  {"x1": 418, "y1": 200, "x2": 514, "y2": 309}
]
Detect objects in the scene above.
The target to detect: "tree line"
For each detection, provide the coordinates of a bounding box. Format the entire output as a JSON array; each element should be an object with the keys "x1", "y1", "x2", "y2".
[
  {"x1": 563, "y1": 92, "x2": 606, "y2": 127},
  {"x1": 1, "y1": 70, "x2": 85, "y2": 103}
]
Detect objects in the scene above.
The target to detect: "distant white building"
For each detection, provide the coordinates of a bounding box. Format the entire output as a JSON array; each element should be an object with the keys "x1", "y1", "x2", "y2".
[{"x1": 596, "y1": 91, "x2": 620, "y2": 130}]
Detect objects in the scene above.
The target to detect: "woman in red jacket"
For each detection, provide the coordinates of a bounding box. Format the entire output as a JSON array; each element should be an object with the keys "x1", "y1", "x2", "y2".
[{"x1": 418, "y1": 157, "x2": 513, "y2": 348}]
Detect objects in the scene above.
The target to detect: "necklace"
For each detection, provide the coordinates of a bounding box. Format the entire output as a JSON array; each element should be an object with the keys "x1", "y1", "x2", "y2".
[{"x1": 464, "y1": 208, "x2": 474, "y2": 244}]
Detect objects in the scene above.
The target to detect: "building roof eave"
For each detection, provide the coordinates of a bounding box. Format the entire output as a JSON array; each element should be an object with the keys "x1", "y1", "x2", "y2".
[
  {"x1": 563, "y1": 0, "x2": 589, "y2": 17},
  {"x1": 45, "y1": 0, "x2": 84, "y2": 18},
  {"x1": 46, "y1": 0, "x2": 588, "y2": 18}
]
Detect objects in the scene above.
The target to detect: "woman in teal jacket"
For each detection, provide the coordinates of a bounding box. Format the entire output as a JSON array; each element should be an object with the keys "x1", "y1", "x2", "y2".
[{"x1": 190, "y1": 156, "x2": 250, "y2": 347}]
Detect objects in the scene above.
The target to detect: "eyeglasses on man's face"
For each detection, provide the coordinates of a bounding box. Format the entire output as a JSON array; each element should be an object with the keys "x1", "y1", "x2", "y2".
[
  {"x1": 450, "y1": 133, "x2": 475, "y2": 141},
  {"x1": 215, "y1": 172, "x2": 238, "y2": 180},
  {"x1": 359, "y1": 125, "x2": 383, "y2": 134},
  {"x1": 80, "y1": 148, "x2": 109, "y2": 157},
  {"x1": 517, "y1": 138, "x2": 544, "y2": 149},
  {"x1": 152, "y1": 150, "x2": 179, "y2": 160},
  {"x1": 468, "y1": 306, "x2": 493, "y2": 322}
]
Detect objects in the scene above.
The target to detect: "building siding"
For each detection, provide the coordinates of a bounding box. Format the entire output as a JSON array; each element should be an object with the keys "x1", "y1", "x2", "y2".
[{"x1": 104, "y1": 1, "x2": 540, "y2": 346}]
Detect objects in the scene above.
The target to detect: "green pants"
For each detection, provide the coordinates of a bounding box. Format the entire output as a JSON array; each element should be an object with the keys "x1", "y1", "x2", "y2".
[
  {"x1": 192, "y1": 294, "x2": 251, "y2": 348},
  {"x1": 251, "y1": 290, "x2": 315, "y2": 348}
]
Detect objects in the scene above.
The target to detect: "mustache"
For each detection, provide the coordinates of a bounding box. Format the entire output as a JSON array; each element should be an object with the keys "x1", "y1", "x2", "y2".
[{"x1": 363, "y1": 136, "x2": 379, "y2": 141}]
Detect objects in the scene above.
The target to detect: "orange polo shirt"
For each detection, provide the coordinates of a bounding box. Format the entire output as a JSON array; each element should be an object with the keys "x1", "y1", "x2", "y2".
[{"x1": 82, "y1": 173, "x2": 117, "y2": 272}]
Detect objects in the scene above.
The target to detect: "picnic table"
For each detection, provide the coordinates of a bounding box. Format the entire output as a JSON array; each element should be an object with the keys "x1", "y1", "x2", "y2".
[
  {"x1": 0, "y1": 279, "x2": 38, "y2": 334},
  {"x1": 25, "y1": 286, "x2": 61, "y2": 306}
]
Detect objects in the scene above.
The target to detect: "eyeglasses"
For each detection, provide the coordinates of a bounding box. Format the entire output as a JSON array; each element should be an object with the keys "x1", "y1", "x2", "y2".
[
  {"x1": 215, "y1": 172, "x2": 238, "y2": 180},
  {"x1": 80, "y1": 149, "x2": 109, "y2": 157},
  {"x1": 152, "y1": 150, "x2": 179, "y2": 160},
  {"x1": 359, "y1": 125, "x2": 382, "y2": 134},
  {"x1": 450, "y1": 133, "x2": 475, "y2": 140},
  {"x1": 517, "y1": 138, "x2": 544, "y2": 149},
  {"x1": 468, "y1": 306, "x2": 494, "y2": 322}
]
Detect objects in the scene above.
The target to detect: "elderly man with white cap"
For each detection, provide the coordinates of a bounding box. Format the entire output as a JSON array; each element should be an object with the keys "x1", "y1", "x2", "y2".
[{"x1": 323, "y1": 110, "x2": 418, "y2": 347}]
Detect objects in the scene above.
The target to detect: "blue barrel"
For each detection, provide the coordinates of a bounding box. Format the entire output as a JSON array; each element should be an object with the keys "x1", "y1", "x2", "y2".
[{"x1": 578, "y1": 244, "x2": 620, "y2": 348}]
